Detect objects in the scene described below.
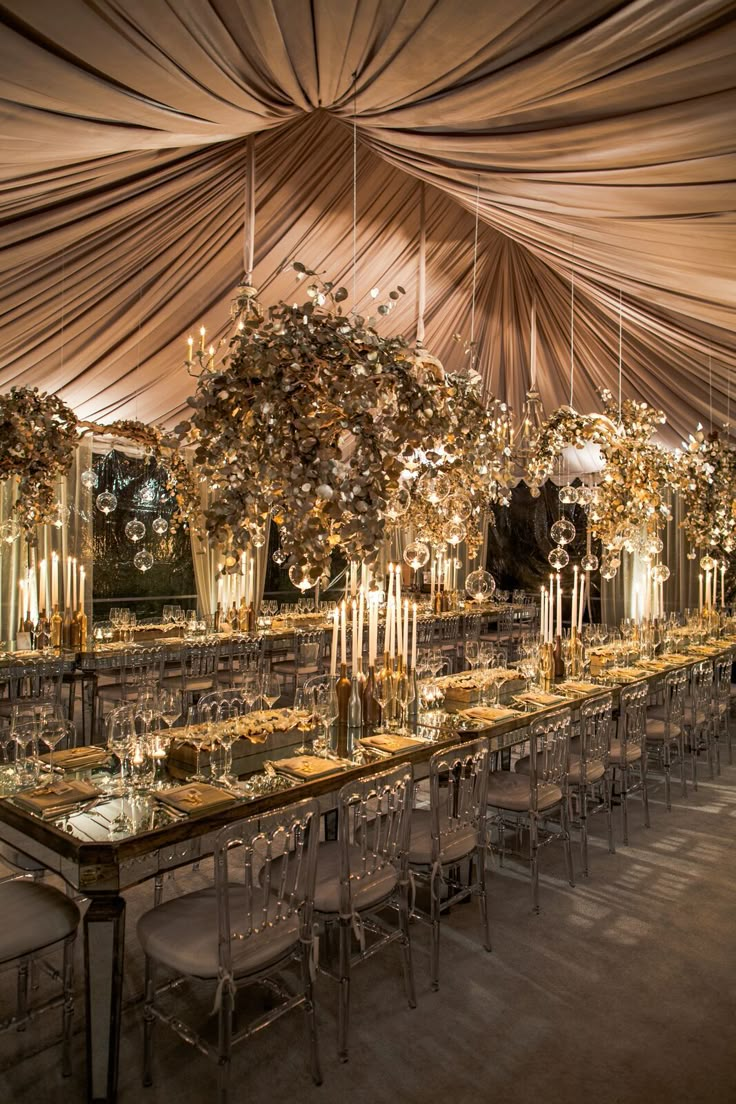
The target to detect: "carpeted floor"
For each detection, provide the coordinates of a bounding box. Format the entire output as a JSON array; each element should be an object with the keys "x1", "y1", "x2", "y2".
[{"x1": 2, "y1": 759, "x2": 736, "y2": 1104}]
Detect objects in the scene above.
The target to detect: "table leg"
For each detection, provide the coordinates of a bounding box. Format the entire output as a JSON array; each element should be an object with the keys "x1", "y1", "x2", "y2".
[{"x1": 84, "y1": 894, "x2": 125, "y2": 1103}]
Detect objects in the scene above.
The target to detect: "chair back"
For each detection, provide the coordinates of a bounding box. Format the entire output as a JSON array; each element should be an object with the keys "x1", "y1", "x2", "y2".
[
  {"x1": 428, "y1": 738, "x2": 489, "y2": 861},
  {"x1": 713, "y1": 656, "x2": 730, "y2": 713},
  {"x1": 662, "y1": 668, "x2": 688, "y2": 731},
  {"x1": 215, "y1": 798, "x2": 320, "y2": 977},
  {"x1": 196, "y1": 688, "x2": 249, "y2": 724},
  {"x1": 222, "y1": 635, "x2": 263, "y2": 683},
  {"x1": 689, "y1": 659, "x2": 713, "y2": 722},
  {"x1": 579, "y1": 693, "x2": 613, "y2": 782},
  {"x1": 337, "y1": 761, "x2": 413, "y2": 918},
  {"x1": 416, "y1": 618, "x2": 435, "y2": 648},
  {"x1": 440, "y1": 616, "x2": 459, "y2": 642},
  {"x1": 182, "y1": 641, "x2": 220, "y2": 681},
  {"x1": 295, "y1": 630, "x2": 324, "y2": 675},
  {"x1": 619, "y1": 682, "x2": 648, "y2": 753},
  {"x1": 9, "y1": 657, "x2": 65, "y2": 706},
  {"x1": 528, "y1": 708, "x2": 571, "y2": 809},
  {"x1": 121, "y1": 646, "x2": 164, "y2": 691},
  {"x1": 463, "y1": 614, "x2": 482, "y2": 644}
]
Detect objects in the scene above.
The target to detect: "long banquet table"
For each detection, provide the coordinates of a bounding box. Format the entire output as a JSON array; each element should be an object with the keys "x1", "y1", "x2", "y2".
[{"x1": 0, "y1": 641, "x2": 731, "y2": 1103}]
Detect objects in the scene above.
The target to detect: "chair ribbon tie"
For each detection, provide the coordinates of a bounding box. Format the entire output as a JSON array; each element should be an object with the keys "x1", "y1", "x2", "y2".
[
  {"x1": 350, "y1": 910, "x2": 366, "y2": 952},
  {"x1": 430, "y1": 860, "x2": 448, "y2": 901},
  {"x1": 212, "y1": 970, "x2": 237, "y2": 1014}
]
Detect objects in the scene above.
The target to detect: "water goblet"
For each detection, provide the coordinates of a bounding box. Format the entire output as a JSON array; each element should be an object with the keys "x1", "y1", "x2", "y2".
[
  {"x1": 293, "y1": 687, "x2": 315, "y2": 755},
  {"x1": 260, "y1": 672, "x2": 281, "y2": 710}
]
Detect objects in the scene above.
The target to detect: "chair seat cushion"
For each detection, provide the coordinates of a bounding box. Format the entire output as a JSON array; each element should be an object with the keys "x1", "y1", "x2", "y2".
[
  {"x1": 407, "y1": 808, "x2": 478, "y2": 866},
  {"x1": 513, "y1": 753, "x2": 604, "y2": 786},
  {"x1": 137, "y1": 885, "x2": 300, "y2": 979},
  {"x1": 313, "y1": 841, "x2": 398, "y2": 915},
  {"x1": 161, "y1": 676, "x2": 216, "y2": 693},
  {"x1": 486, "y1": 771, "x2": 562, "y2": 812},
  {"x1": 608, "y1": 740, "x2": 642, "y2": 764},
  {"x1": 646, "y1": 718, "x2": 681, "y2": 741},
  {"x1": 683, "y1": 710, "x2": 708, "y2": 727},
  {"x1": 0, "y1": 881, "x2": 79, "y2": 963}
]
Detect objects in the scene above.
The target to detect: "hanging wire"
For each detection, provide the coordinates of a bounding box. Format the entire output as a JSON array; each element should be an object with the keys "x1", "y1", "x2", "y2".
[
  {"x1": 569, "y1": 263, "x2": 575, "y2": 408},
  {"x1": 469, "y1": 175, "x2": 480, "y2": 370},
  {"x1": 708, "y1": 353, "x2": 713, "y2": 433},
  {"x1": 417, "y1": 182, "x2": 426, "y2": 345},
  {"x1": 352, "y1": 73, "x2": 358, "y2": 308},
  {"x1": 243, "y1": 134, "x2": 255, "y2": 282},
  {"x1": 618, "y1": 288, "x2": 623, "y2": 422}
]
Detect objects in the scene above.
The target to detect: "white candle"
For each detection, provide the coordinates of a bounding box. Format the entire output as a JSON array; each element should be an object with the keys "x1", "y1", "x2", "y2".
[
  {"x1": 549, "y1": 574, "x2": 554, "y2": 642},
  {"x1": 248, "y1": 559, "x2": 254, "y2": 609},
  {"x1": 65, "y1": 555, "x2": 72, "y2": 610},
  {"x1": 369, "y1": 594, "x2": 377, "y2": 668},
  {"x1": 395, "y1": 565, "x2": 402, "y2": 641},
  {"x1": 411, "y1": 602, "x2": 417, "y2": 671},
  {"x1": 577, "y1": 573, "x2": 585, "y2": 632},
  {"x1": 79, "y1": 566, "x2": 85, "y2": 611},
  {"x1": 705, "y1": 569, "x2": 712, "y2": 610},
  {"x1": 340, "y1": 602, "x2": 347, "y2": 667},
  {"x1": 330, "y1": 608, "x2": 338, "y2": 676},
  {"x1": 51, "y1": 552, "x2": 59, "y2": 608},
  {"x1": 430, "y1": 562, "x2": 435, "y2": 600},
  {"x1": 352, "y1": 599, "x2": 358, "y2": 676},
  {"x1": 358, "y1": 587, "x2": 364, "y2": 664},
  {"x1": 721, "y1": 563, "x2": 726, "y2": 607},
  {"x1": 39, "y1": 559, "x2": 47, "y2": 614},
  {"x1": 350, "y1": 562, "x2": 357, "y2": 598},
  {"x1": 540, "y1": 587, "x2": 546, "y2": 643},
  {"x1": 698, "y1": 573, "x2": 703, "y2": 613},
  {"x1": 403, "y1": 598, "x2": 409, "y2": 663},
  {"x1": 387, "y1": 597, "x2": 395, "y2": 659},
  {"x1": 571, "y1": 566, "x2": 578, "y2": 631},
  {"x1": 556, "y1": 574, "x2": 562, "y2": 639},
  {"x1": 72, "y1": 557, "x2": 78, "y2": 610},
  {"x1": 644, "y1": 568, "x2": 651, "y2": 622}
]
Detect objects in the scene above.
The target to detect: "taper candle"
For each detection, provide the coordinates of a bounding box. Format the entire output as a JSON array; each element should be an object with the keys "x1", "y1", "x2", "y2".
[{"x1": 330, "y1": 607, "x2": 338, "y2": 676}]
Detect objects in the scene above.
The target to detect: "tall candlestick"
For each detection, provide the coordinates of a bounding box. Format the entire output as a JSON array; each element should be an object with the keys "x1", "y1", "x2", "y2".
[
  {"x1": 358, "y1": 587, "x2": 364, "y2": 663},
  {"x1": 65, "y1": 555, "x2": 72, "y2": 610},
  {"x1": 571, "y1": 566, "x2": 578, "y2": 631},
  {"x1": 352, "y1": 599, "x2": 358, "y2": 676},
  {"x1": 403, "y1": 598, "x2": 409, "y2": 662},
  {"x1": 39, "y1": 559, "x2": 47, "y2": 614},
  {"x1": 199, "y1": 325, "x2": 206, "y2": 351},
  {"x1": 350, "y1": 562, "x2": 357, "y2": 599},
  {"x1": 705, "y1": 569, "x2": 712, "y2": 610},
  {"x1": 540, "y1": 587, "x2": 546, "y2": 643},
  {"x1": 395, "y1": 566, "x2": 402, "y2": 642},
  {"x1": 72, "y1": 557, "x2": 78, "y2": 611},
  {"x1": 430, "y1": 562, "x2": 435, "y2": 600},
  {"x1": 556, "y1": 574, "x2": 562, "y2": 639},
  {"x1": 340, "y1": 601, "x2": 347, "y2": 666},
  {"x1": 698, "y1": 573, "x2": 703, "y2": 613},
  {"x1": 644, "y1": 568, "x2": 651, "y2": 622},
  {"x1": 411, "y1": 602, "x2": 417, "y2": 671},
  {"x1": 577, "y1": 573, "x2": 585, "y2": 632},
  {"x1": 51, "y1": 552, "x2": 59, "y2": 608},
  {"x1": 721, "y1": 563, "x2": 726, "y2": 608},
  {"x1": 330, "y1": 608, "x2": 339, "y2": 677},
  {"x1": 79, "y1": 566, "x2": 86, "y2": 611}
]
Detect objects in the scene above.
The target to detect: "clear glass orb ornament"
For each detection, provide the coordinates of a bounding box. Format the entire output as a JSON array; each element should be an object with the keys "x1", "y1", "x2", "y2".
[
  {"x1": 447, "y1": 494, "x2": 472, "y2": 523},
  {"x1": 446, "y1": 520, "x2": 466, "y2": 546},
  {"x1": 465, "y1": 569, "x2": 495, "y2": 602},
  {"x1": 548, "y1": 545, "x2": 570, "y2": 570},
  {"x1": 0, "y1": 520, "x2": 20, "y2": 544},
  {"x1": 80, "y1": 468, "x2": 99, "y2": 490},
  {"x1": 580, "y1": 552, "x2": 599, "y2": 572},
  {"x1": 700, "y1": 554, "x2": 717, "y2": 571},
  {"x1": 559, "y1": 484, "x2": 579, "y2": 504},
  {"x1": 550, "y1": 518, "x2": 576, "y2": 546},
  {"x1": 133, "y1": 549, "x2": 154, "y2": 572},
  {"x1": 647, "y1": 535, "x2": 664, "y2": 556},
  {"x1": 152, "y1": 516, "x2": 168, "y2": 536},
  {"x1": 383, "y1": 486, "x2": 411, "y2": 522},
  {"x1": 125, "y1": 519, "x2": 146, "y2": 543},
  {"x1": 272, "y1": 547, "x2": 288, "y2": 566},
  {"x1": 288, "y1": 563, "x2": 318, "y2": 591},
  {"x1": 576, "y1": 485, "x2": 593, "y2": 507},
  {"x1": 96, "y1": 492, "x2": 117, "y2": 515},
  {"x1": 652, "y1": 563, "x2": 671, "y2": 583},
  {"x1": 52, "y1": 502, "x2": 70, "y2": 529},
  {"x1": 600, "y1": 559, "x2": 618, "y2": 580},
  {"x1": 403, "y1": 541, "x2": 430, "y2": 570},
  {"x1": 686, "y1": 549, "x2": 697, "y2": 561},
  {"x1": 249, "y1": 525, "x2": 266, "y2": 548},
  {"x1": 417, "y1": 470, "x2": 450, "y2": 505},
  {"x1": 529, "y1": 484, "x2": 541, "y2": 499}
]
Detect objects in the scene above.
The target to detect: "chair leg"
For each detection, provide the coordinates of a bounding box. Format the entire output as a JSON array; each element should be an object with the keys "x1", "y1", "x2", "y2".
[
  {"x1": 61, "y1": 936, "x2": 75, "y2": 1077},
  {"x1": 337, "y1": 916, "x2": 351, "y2": 1062},
  {"x1": 663, "y1": 743, "x2": 672, "y2": 812},
  {"x1": 708, "y1": 722, "x2": 716, "y2": 780},
  {"x1": 679, "y1": 734, "x2": 688, "y2": 798},
  {"x1": 620, "y1": 766, "x2": 630, "y2": 846},
  {"x1": 578, "y1": 785, "x2": 589, "y2": 877},
  {"x1": 16, "y1": 960, "x2": 29, "y2": 1031},
  {"x1": 142, "y1": 956, "x2": 156, "y2": 1087},
  {"x1": 691, "y1": 732, "x2": 699, "y2": 791},
  {"x1": 476, "y1": 847, "x2": 492, "y2": 953},
  {"x1": 642, "y1": 760, "x2": 651, "y2": 829},
  {"x1": 529, "y1": 816, "x2": 540, "y2": 914},
  {"x1": 429, "y1": 866, "x2": 441, "y2": 991},
  {"x1": 299, "y1": 939, "x2": 322, "y2": 1085},
  {"x1": 398, "y1": 880, "x2": 417, "y2": 1009},
  {"x1": 561, "y1": 799, "x2": 575, "y2": 888},
  {"x1": 153, "y1": 873, "x2": 164, "y2": 908},
  {"x1": 216, "y1": 977, "x2": 233, "y2": 1104}
]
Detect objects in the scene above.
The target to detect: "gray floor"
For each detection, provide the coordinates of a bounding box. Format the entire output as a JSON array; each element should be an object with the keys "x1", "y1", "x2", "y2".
[{"x1": 2, "y1": 756, "x2": 736, "y2": 1104}]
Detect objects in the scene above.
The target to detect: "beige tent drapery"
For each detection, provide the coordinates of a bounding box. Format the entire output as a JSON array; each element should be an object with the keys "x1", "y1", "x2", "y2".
[{"x1": 0, "y1": 0, "x2": 733, "y2": 448}]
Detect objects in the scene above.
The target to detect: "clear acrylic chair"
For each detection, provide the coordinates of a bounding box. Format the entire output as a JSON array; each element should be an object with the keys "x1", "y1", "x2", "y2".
[
  {"x1": 712, "y1": 656, "x2": 731, "y2": 770},
  {"x1": 459, "y1": 613, "x2": 482, "y2": 669},
  {"x1": 646, "y1": 668, "x2": 688, "y2": 810},
  {"x1": 138, "y1": 797, "x2": 321, "y2": 1103},
  {"x1": 162, "y1": 640, "x2": 220, "y2": 710},
  {"x1": 0, "y1": 878, "x2": 80, "y2": 1077},
  {"x1": 488, "y1": 708, "x2": 574, "y2": 912},
  {"x1": 611, "y1": 682, "x2": 651, "y2": 845},
  {"x1": 219, "y1": 635, "x2": 263, "y2": 688},
  {"x1": 408, "y1": 738, "x2": 491, "y2": 989},
  {"x1": 683, "y1": 660, "x2": 715, "y2": 789},
  {"x1": 313, "y1": 761, "x2": 415, "y2": 1060},
  {"x1": 195, "y1": 687, "x2": 249, "y2": 723}
]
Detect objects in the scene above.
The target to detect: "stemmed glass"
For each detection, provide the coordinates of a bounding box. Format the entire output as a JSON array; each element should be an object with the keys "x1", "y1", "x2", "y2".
[
  {"x1": 375, "y1": 667, "x2": 395, "y2": 729},
  {"x1": 172, "y1": 606, "x2": 185, "y2": 635},
  {"x1": 158, "y1": 688, "x2": 181, "y2": 731},
  {"x1": 162, "y1": 605, "x2": 174, "y2": 629},
  {"x1": 106, "y1": 705, "x2": 136, "y2": 797},
  {"x1": 118, "y1": 609, "x2": 131, "y2": 643},
  {"x1": 293, "y1": 687, "x2": 315, "y2": 755},
  {"x1": 38, "y1": 717, "x2": 74, "y2": 770},
  {"x1": 182, "y1": 708, "x2": 206, "y2": 781},
  {"x1": 312, "y1": 681, "x2": 338, "y2": 755},
  {"x1": 242, "y1": 673, "x2": 261, "y2": 713},
  {"x1": 464, "y1": 640, "x2": 480, "y2": 671},
  {"x1": 10, "y1": 720, "x2": 39, "y2": 785},
  {"x1": 109, "y1": 607, "x2": 122, "y2": 643},
  {"x1": 135, "y1": 686, "x2": 157, "y2": 738},
  {"x1": 395, "y1": 671, "x2": 415, "y2": 733},
  {"x1": 260, "y1": 672, "x2": 281, "y2": 710}
]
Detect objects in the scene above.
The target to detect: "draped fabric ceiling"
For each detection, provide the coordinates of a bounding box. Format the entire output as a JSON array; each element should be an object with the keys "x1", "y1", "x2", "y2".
[{"x1": 1, "y1": 0, "x2": 734, "y2": 451}]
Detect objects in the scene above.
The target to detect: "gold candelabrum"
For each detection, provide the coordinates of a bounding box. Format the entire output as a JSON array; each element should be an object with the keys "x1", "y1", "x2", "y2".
[
  {"x1": 538, "y1": 642, "x2": 555, "y2": 690},
  {"x1": 568, "y1": 626, "x2": 584, "y2": 680}
]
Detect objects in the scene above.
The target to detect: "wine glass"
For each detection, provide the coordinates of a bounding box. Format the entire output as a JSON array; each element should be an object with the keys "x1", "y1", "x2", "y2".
[
  {"x1": 465, "y1": 640, "x2": 480, "y2": 671},
  {"x1": 182, "y1": 708, "x2": 206, "y2": 781},
  {"x1": 242, "y1": 673, "x2": 261, "y2": 713},
  {"x1": 106, "y1": 705, "x2": 136, "y2": 795},
  {"x1": 293, "y1": 687, "x2": 315, "y2": 755},
  {"x1": 395, "y1": 672, "x2": 415, "y2": 733},
  {"x1": 39, "y1": 717, "x2": 74, "y2": 770},
  {"x1": 260, "y1": 672, "x2": 281, "y2": 710},
  {"x1": 135, "y1": 686, "x2": 156, "y2": 737},
  {"x1": 158, "y1": 688, "x2": 181, "y2": 730},
  {"x1": 375, "y1": 667, "x2": 395, "y2": 729},
  {"x1": 312, "y1": 681, "x2": 338, "y2": 755}
]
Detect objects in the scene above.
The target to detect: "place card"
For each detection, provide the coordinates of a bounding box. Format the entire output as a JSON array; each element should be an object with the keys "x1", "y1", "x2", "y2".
[
  {"x1": 275, "y1": 755, "x2": 352, "y2": 781},
  {"x1": 154, "y1": 782, "x2": 236, "y2": 815},
  {"x1": 359, "y1": 732, "x2": 427, "y2": 754},
  {"x1": 13, "y1": 778, "x2": 101, "y2": 818}
]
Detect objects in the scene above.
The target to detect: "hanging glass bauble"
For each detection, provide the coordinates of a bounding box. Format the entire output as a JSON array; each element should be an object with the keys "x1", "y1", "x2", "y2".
[
  {"x1": 272, "y1": 547, "x2": 288, "y2": 566},
  {"x1": 0, "y1": 520, "x2": 20, "y2": 544},
  {"x1": 446, "y1": 521, "x2": 466, "y2": 546},
  {"x1": 576, "y1": 486, "x2": 594, "y2": 507},
  {"x1": 652, "y1": 563, "x2": 671, "y2": 583},
  {"x1": 580, "y1": 552, "x2": 599, "y2": 572},
  {"x1": 447, "y1": 494, "x2": 472, "y2": 523},
  {"x1": 133, "y1": 549, "x2": 154, "y2": 572},
  {"x1": 383, "y1": 486, "x2": 411, "y2": 522},
  {"x1": 700, "y1": 554, "x2": 716, "y2": 571},
  {"x1": 548, "y1": 545, "x2": 570, "y2": 570},
  {"x1": 249, "y1": 525, "x2": 266, "y2": 548},
  {"x1": 125, "y1": 519, "x2": 146, "y2": 543},
  {"x1": 152, "y1": 516, "x2": 168, "y2": 536},
  {"x1": 51, "y1": 502, "x2": 70, "y2": 529},
  {"x1": 529, "y1": 485, "x2": 541, "y2": 499},
  {"x1": 686, "y1": 549, "x2": 697, "y2": 561},
  {"x1": 600, "y1": 559, "x2": 618, "y2": 580},
  {"x1": 647, "y1": 536, "x2": 664, "y2": 556},
  {"x1": 417, "y1": 470, "x2": 450, "y2": 505},
  {"x1": 96, "y1": 492, "x2": 117, "y2": 515},
  {"x1": 559, "y1": 484, "x2": 579, "y2": 505},
  {"x1": 465, "y1": 569, "x2": 495, "y2": 602},
  {"x1": 80, "y1": 468, "x2": 99, "y2": 490},
  {"x1": 403, "y1": 541, "x2": 430, "y2": 570},
  {"x1": 550, "y1": 518, "x2": 576, "y2": 546},
  {"x1": 288, "y1": 563, "x2": 318, "y2": 591}
]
